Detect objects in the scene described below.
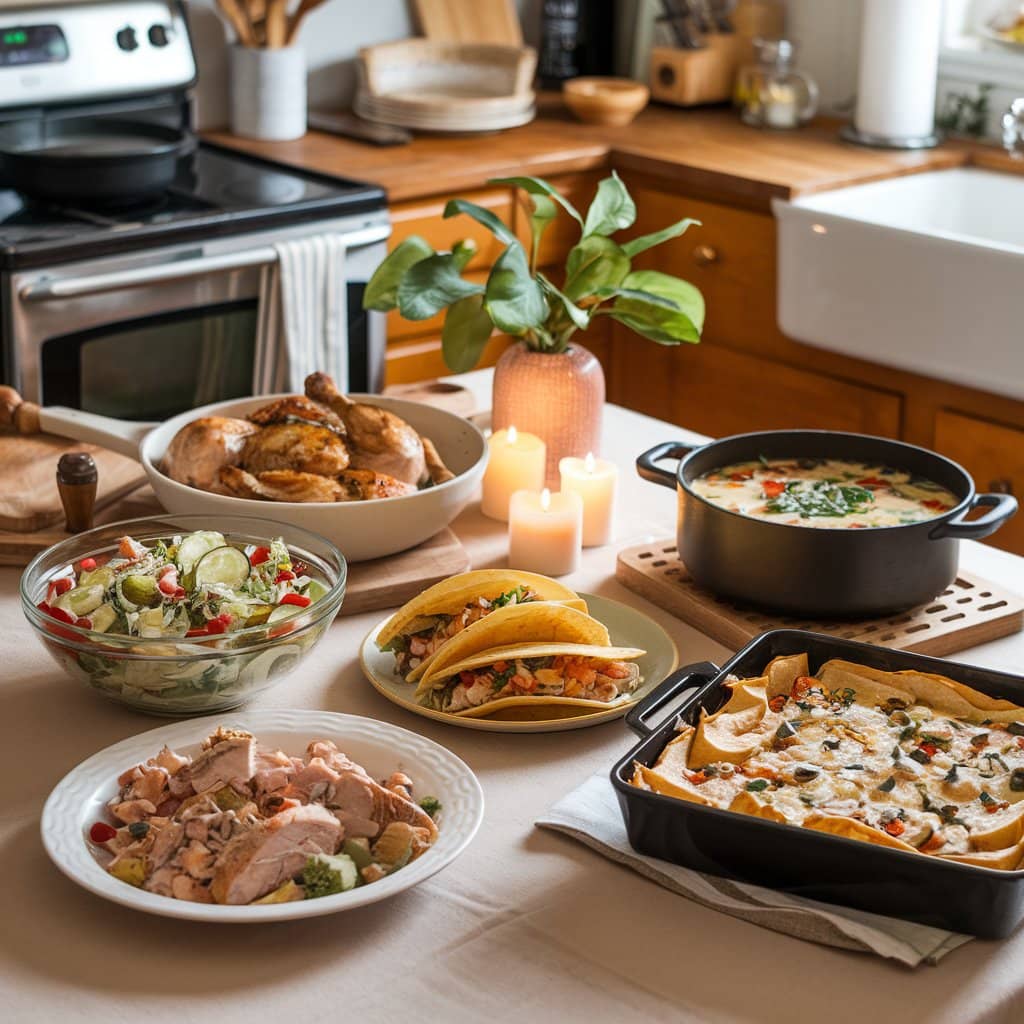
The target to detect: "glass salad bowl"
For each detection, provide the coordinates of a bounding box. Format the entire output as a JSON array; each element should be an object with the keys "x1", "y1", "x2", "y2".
[{"x1": 21, "y1": 514, "x2": 346, "y2": 716}]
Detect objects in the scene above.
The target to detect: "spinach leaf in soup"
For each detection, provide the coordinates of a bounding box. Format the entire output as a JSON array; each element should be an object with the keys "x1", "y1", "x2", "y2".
[{"x1": 764, "y1": 481, "x2": 875, "y2": 519}]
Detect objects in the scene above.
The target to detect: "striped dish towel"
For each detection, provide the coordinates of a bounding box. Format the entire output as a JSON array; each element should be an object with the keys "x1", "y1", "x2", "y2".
[{"x1": 253, "y1": 234, "x2": 349, "y2": 393}]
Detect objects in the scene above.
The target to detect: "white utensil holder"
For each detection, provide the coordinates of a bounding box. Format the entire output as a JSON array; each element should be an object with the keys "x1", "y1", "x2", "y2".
[{"x1": 230, "y1": 45, "x2": 307, "y2": 141}]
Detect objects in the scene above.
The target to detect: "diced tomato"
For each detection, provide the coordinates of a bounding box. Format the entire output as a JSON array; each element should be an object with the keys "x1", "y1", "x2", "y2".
[
  {"x1": 173, "y1": 587, "x2": 186, "y2": 601},
  {"x1": 52, "y1": 577, "x2": 73, "y2": 596},
  {"x1": 883, "y1": 819, "x2": 905, "y2": 837},
  {"x1": 791, "y1": 676, "x2": 815, "y2": 698},
  {"x1": 857, "y1": 476, "x2": 890, "y2": 488},
  {"x1": 728, "y1": 470, "x2": 754, "y2": 481},
  {"x1": 79, "y1": 557, "x2": 97, "y2": 572},
  {"x1": 922, "y1": 499, "x2": 951, "y2": 511},
  {"x1": 280, "y1": 593, "x2": 311, "y2": 608},
  {"x1": 919, "y1": 833, "x2": 946, "y2": 854},
  {"x1": 205, "y1": 618, "x2": 229, "y2": 635},
  {"x1": 986, "y1": 801, "x2": 1009, "y2": 815},
  {"x1": 459, "y1": 671, "x2": 476, "y2": 686},
  {"x1": 275, "y1": 570, "x2": 295, "y2": 583},
  {"x1": 919, "y1": 742, "x2": 938, "y2": 757},
  {"x1": 250, "y1": 546, "x2": 272, "y2": 565},
  {"x1": 45, "y1": 604, "x2": 77, "y2": 626},
  {"x1": 158, "y1": 575, "x2": 179, "y2": 597},
  {"x1": 75, "y1": 617, "x2": 92, "y2": 630},
  {"x1": 740, "y1": 765, "x2": 778, "y2": 780},
  {"x1": 768, "y1": 695, "x2": 787, "y2": 713},
  {"x1": 761, "y1": 480, "x2": 785, "y2": 499},
  {"x1": 685, "y1": 770, "x2": 710, "y2": 785},
  {"x1": 493, "y1": 661, "x2": 508, "y2": 673},
  {"x1": 89, "y1": 822, "x2": 117, "y2": 843}
]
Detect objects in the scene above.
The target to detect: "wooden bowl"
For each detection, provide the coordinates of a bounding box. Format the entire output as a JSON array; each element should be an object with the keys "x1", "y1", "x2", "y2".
[{"x1": 563, "y1": 77, "x2": 650, "y2": 126}]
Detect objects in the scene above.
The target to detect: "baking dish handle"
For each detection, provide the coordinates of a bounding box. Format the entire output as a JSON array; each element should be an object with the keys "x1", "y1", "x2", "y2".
[
  {"x1": 930, "y1": 493, "x2": 1019, "y2": 541},
  {"x1": 626, "y1": 661, "x2": 720, "y2": 738},
  {"x1": 636, "y1": 442, "x2": 697, "y2": 489}
]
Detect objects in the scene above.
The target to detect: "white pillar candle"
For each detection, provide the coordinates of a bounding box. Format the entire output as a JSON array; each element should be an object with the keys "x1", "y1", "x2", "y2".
[
  {"x1": 481, "y1": 426, "x2": 547, "y2": 522},
  {"x1": 559, "y1": 452, "x2": 618, "y2": 547},
  {"x1": 508, "y1": 488, "x2": 583, "y2": 577}
]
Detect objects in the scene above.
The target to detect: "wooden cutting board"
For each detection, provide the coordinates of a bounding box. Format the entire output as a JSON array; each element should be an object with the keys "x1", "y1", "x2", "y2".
[
  {"x1": 616, "y1": 538, "x2": 1024, "y2": 658},
  {"x1": 0, "y1": 484, "x2": 472, "y2": 617},
  {"x1": 413, "y1": 0, "x2": 523, "y2": 45},
  {"x1": 0, "y1": 433, "x2": 147, "y2": 533}
]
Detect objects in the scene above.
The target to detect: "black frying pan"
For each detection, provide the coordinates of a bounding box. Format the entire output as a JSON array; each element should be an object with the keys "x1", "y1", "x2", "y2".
[{"x1": 0, "y1": 117, "x2": 196, "y2": 203}]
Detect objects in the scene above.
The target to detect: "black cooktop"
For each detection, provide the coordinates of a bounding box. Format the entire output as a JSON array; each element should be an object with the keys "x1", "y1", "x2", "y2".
[{"x1": 0, "y1": 141, "x2": 387, "y2": 270}]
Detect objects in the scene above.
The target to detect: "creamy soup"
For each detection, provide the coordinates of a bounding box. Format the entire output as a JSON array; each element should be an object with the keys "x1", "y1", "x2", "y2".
[{"x1": 691, "y1": 458, "x2": 959, "y2": 529}]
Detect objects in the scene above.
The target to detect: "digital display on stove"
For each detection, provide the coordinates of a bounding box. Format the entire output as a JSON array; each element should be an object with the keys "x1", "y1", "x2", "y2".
[{"x1": 0, "y1": 24, "x2": 69, "y2": 66}]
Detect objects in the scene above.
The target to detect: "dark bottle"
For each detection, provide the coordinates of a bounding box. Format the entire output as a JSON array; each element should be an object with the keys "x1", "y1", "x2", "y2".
[{"x1": 538, "y1": 0, "x2": 616, "y2": 88}]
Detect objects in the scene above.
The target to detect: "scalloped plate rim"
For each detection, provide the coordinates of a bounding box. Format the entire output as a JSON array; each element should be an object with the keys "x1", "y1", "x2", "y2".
[{"x1": 41, "y1": 709, "x2": 484, "y2": 922}]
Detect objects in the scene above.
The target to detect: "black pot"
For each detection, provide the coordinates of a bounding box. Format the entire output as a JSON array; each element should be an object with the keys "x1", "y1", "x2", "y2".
[{"x1": 637, "y1": 430, "x2": 1017, "y2": 617}]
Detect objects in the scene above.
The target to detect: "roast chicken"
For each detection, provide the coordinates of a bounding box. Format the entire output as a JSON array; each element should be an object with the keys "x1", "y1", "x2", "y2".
[{"x1": 161, "y1": 373, "x2": 454, "y2": 503}]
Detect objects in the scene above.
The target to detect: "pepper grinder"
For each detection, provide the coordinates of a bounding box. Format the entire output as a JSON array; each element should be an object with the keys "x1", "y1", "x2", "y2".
[{"x1": 57, "y1": 453, "x2": 98, "y2": 534}]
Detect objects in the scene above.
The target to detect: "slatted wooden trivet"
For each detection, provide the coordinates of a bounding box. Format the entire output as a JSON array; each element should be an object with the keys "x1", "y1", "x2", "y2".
[{"x1": 616, "y1": 538, "x2": 1024, "y2": 657}]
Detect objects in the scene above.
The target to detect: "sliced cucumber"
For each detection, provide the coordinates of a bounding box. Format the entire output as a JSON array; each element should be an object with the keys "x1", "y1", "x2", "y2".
[
  {"x1": 79, "y1": 566, "x2": 114, "y2": 590},
  {"x1": 54, "y1": 583, "x2": 105, "y2": 617},
  {"x1": 175, "y1": 531, "x2": 227, "y2": 576},
  {"x1": 89, "y1": 603, "x2": 118, "y2": 634},
  {"x1": 267, "y1": 603, "x2": 306, "y2": 623},
  {"x1": 121, "y1": 575, "x2": 160, "y2": 608},
  {"x1": 193, "y1": 546, "x2": 250, "y2": 589},
  {"x1": 302, "y1": 579, "x2": 330, "y2": 603}
]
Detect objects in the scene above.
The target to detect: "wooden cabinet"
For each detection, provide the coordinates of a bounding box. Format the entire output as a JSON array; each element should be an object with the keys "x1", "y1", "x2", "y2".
[{"x1": 934, "y1": 411, "x2": 1024, "y2": 555}]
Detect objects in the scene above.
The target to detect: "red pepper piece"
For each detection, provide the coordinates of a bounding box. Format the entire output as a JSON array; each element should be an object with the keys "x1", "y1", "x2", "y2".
[
  {"x1": 185, "y1": 627, "x2": 209, "y2": 638},
  {"x1": 89, "y1": 822, "x2": 117, "y2": 843},
  {"x1": 46, "y1": 605, "x2": 77, "y2": 626},
  {"x1": 75, "y1": 617, "x2": 93, "y2": 630},
  {"x1": 922, "y1": 499, "x2": 951, "y2": 511},
  {"x1": 768, "y1": 695, "x2": 787, "y2": 713},
  {"x1": 857, "y1": 476, "x2": 890, "y2": 488},
  {"x1": 275, "y1": 570, "x2": 296, "y2": 583},
  {"x1": 250, "y1": 546, "x2": 272, "y2": 565},
  {"x1": 205, "y1": 618, "x2": 229, "y2": 635},
  {"x1": 762, "y1": 480, "x2": 786, "y2": 499},
  {"x1": 919, "y1": 742, "x2": 938, "y2": 757},
  {"x1": 883, "y1": 819, "x2": 905, "y2": 837},
  {"x1": 52, "y1": 577, "x2": 73, "y2": 596},
  {"x1": 79, "y1": 557, "x2": 97, "y2": 572},
  {"x1": 291, "y1": 560, "x2": 308, "y2": 576},
  {"x1": 280, "y1": 593, "x2": 311, "y2": 608}
]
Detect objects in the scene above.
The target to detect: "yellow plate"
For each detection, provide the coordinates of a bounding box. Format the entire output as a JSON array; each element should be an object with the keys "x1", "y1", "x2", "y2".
[{"x1": 359, "y1": 593, "x2": 679, "y2": 733}]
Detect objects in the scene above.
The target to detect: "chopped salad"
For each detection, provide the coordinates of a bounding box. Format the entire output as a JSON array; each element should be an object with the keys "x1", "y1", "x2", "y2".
[{"x1": 36, "y1": 530, "x2": 329, "y2": 639}]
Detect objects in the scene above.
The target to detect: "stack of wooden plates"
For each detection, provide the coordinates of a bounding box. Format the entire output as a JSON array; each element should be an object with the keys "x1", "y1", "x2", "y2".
[{"x1": 355, "y1": 40, "x2": 536, "y2": 133}]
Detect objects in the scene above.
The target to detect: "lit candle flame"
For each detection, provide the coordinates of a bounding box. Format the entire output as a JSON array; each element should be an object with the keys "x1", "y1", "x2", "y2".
[
  {"x1": 540, "y1": 488, "x2": 551, "y2": 512},
  {"x1": 507, "y1": 425, "x2": 518, "y2": 445},
  {"x1": 584, "y1": 452, "x2": 596, "y2": 474}
]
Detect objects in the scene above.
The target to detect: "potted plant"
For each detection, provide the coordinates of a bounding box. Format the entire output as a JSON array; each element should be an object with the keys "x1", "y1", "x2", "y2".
[{"x1": 364, "y1": 172, "x2": 704, "y2": 478}]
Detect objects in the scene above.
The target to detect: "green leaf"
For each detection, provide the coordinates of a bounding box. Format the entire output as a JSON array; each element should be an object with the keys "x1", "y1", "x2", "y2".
[
  {"x1": 622, "y1": 269, "x2": 705, "y2": 332},
  {"x1": 604, "y1": 287, "x2": 702, "y2": 345},
  {"x1": 525, "y1": 194, "x2": 557, "y2": 269},
  {"x1": 582, "y1": 171, "x2": 637, "y2": 238},
  {"x1": 484, "y1": 242, "x2": 549, "y2": 335},
  {"x1": 563, "y1": 236, "x2": 630, "y2": 300},
  {"x1": 396, "y1": 253, "x2": 484, "y2": 321},
  {"x1": 363, "y1": 235, "x2": 434, "y2": 311},
  {"x1": 441, "y1": 294, "x2": 495, "y2": 374},
  {"x1": 443, "y1": 199, "x2": 517, "y2": 245},
  {"x1": 489, "y1": 175, "x2": 584, "y2": 227},
  {"x1": 538, "y1": 272, "x2": 589, "y2": 331},
  {"x1": 622, "y1": 217, "x2": 701, "y2": 258}
]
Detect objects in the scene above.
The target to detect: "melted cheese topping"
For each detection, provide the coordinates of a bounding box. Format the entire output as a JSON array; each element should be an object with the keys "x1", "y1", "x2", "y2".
[
  {"x1": 691, "y1": 458, "x2": 958, "y2": 529},
  {"x1": 631, "y1": 656, "x2": 1024, "y2": 869}
]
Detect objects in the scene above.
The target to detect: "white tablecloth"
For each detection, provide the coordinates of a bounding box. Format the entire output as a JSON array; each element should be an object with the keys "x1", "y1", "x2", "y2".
[{"x1": 5, "y1": 380, "x2": 1024, "y2": 1024}]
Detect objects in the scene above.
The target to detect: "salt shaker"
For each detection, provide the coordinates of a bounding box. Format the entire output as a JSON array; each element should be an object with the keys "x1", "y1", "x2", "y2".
[{"x1": 57, "y1": 452, "x2": 98, "y2": 533}]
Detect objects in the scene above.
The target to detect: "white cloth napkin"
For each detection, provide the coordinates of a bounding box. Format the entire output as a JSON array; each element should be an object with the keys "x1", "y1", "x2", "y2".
[
  {"x1": 253, "y1": 234, "x2": 349, "y2": 394},
  {"x1": 536, "y1": 772, "x2": 973, "y2": 967}
]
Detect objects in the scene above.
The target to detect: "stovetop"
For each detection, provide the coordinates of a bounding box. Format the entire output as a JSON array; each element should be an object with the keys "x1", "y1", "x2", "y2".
[{"x1": 0, "y1": 142, "x2": 387, "y2": 270}]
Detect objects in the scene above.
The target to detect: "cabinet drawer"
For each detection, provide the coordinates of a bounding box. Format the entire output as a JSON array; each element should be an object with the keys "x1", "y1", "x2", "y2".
[
  {"x1": 934, "y1": 410, "x2": 1024, "y2": 555},
  {"x1": 619, "y1": 185, "x2": 782, "y2": 350},
  {"x1": 611, "y1": 338, "x2": 902, "y2": 438},
  {"x1": 385, "y1": 333, "x2": 512, "y2": 386}
]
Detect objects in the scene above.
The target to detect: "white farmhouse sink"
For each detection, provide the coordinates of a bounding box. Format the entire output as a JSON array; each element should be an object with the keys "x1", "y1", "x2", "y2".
[{"x1": 774, "y1": 168, "x2": 1024, "y2": 400}]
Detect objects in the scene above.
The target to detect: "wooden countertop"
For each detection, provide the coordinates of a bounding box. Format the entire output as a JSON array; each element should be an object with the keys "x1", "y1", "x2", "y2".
[{"x1": 205, "y1": 102, "x2": 993, "y2": 209}]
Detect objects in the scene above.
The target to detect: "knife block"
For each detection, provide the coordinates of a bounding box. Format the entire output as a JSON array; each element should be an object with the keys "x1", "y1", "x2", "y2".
[{"x1": 649, "y1": 35, "x2": 746, "y2": 107}]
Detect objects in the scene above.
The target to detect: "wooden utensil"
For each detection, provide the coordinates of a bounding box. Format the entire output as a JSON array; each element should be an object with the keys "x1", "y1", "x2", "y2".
[
  {"x1": 286, "y1": 0, "x2": 327, "y2": 45},
  {"x1": 216, "y1": 0, "x2": 255, "y2": 46},
  {"x1": 264, "y1": 0, "x2": 289, "y2": 48},
  {"x1": 413, "y1": 0, "x2": 523, "y2": 46}
]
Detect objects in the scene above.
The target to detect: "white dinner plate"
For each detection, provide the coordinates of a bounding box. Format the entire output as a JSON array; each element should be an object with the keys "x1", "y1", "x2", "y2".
[
  {"x1": 360, "y1": 593, "x2": 680, "y2": 733},
  {"x1": 41, "y1": 709, "x2": 484, "y2": 922}
]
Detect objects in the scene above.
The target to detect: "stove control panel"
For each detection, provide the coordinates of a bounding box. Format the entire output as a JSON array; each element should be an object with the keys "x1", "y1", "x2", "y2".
[{"x1": 0, "y1": 2, "x2": 195, "y2": 108}]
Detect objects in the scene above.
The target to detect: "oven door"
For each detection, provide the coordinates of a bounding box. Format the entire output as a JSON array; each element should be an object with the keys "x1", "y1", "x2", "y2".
[{"x1": 6, "y1": 218, "x2": 390, "y2": 419}]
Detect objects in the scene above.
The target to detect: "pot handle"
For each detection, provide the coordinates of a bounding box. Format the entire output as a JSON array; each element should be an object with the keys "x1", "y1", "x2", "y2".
[
  {"x1": 625, "y1": 661, "x2": 720, "y2": 738},
  {"x1": 930, "y1": 493, "x2": 1019, "y2": 541},
  {"x1": 636, "y1": 441, "x2": 698, "y2": 489}
]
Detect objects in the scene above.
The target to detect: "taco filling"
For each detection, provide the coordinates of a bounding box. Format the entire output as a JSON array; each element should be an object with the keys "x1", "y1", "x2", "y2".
[
  {"x1": 382, "y1": 586, "x2": 541, "y2": 677},
  {"x1": 423, "y1": 654, "x2": 642, "y2": 713}
]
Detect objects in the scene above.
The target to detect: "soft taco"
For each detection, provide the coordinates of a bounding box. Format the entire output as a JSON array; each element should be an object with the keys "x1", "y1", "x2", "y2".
[
  {"x1": 398, "y1": 600, "x2": 612, "y2": 687},
  {"x1": 377, "y1": 570, "x2": 588, "y2": 681},
  {"x1": 415, "y1": 642, "x2": 645, "y2": 717}
]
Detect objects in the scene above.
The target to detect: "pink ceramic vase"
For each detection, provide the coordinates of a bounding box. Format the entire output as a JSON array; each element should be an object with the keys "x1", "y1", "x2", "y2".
[{"x1": 492, "y1": 341, "x2": 605, "y2": 485}]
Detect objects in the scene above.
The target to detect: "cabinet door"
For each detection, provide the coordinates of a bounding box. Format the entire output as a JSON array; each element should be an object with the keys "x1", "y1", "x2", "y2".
[
  {"x1": 611, "y1": 338, "x2": 902, "y2": 438},
  {"x1": 934, "y1": 410, "x2": 1024, "y2": 555},
  {"x1": 385, "y1": 334, "x2": 512, "y2": 387}
]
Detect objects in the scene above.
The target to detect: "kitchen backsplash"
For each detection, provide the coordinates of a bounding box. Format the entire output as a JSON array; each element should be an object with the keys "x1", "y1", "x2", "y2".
[{"x1": 187, "y1": 0, "x2": 538, "y2": 129}]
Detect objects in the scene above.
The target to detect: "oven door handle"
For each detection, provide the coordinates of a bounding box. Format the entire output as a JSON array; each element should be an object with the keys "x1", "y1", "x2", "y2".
[{"x1": 19, "y1": 225, "x2": 392, "y2": 302}]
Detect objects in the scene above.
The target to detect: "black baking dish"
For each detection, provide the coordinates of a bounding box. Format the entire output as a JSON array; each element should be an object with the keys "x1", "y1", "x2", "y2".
[{"x1": 610, "y1": 630, "x2": 1024, "y2": 938}]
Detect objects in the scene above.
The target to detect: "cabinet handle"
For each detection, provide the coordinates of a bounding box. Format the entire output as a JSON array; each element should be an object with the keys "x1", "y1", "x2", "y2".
[
  {"x1": 693, "y1": 244, "x2": 720, "y2": 267},
  {"x1": 989, "y1": 478, "x2": 1014, "y2": 495}
]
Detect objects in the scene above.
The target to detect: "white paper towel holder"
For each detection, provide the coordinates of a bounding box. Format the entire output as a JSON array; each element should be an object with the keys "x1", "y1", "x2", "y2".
[{"x1": 839, "y1": 123, "x2": 941, "y2": 150}]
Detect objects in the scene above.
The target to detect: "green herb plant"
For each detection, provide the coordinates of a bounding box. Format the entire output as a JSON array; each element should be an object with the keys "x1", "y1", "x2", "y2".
[{"x1": 363, "y1": 173, "x2": 705, "y2": 372}]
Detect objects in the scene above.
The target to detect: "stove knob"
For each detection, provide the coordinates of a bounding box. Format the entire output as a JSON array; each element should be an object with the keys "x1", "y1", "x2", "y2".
[
  {"x1": 148, "y1": 24, "x2": 171, "y2": 47},
  {"x1": 116, "y1": 26, "x2": 139, "y2": 51}
]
